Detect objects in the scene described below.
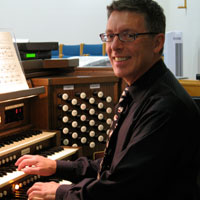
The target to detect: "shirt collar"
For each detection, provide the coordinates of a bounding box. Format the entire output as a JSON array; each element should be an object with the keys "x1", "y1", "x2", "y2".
[{"x1": 128, "y1": 59, "x2": 168, "y2": 102}]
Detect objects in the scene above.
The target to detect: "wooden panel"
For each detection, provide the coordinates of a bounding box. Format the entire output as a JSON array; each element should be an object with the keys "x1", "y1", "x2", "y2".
[
  {"x1": 179, "y1": 80, "x2": 200, "y2": 96},
  {"x1": 72, "y1": 67, "x2": 114, "y2": 76}
]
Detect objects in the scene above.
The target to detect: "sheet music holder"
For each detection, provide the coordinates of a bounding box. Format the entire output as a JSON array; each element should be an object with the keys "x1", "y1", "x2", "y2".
[{"x1": 0, "y1": 31, "x2": 29, "y2": 94}]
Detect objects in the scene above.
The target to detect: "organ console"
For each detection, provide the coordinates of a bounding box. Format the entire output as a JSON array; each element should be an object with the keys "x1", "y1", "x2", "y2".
[
  {"x1": 0, "y1": 88, "x2": 79, "y2": 199},
  {"x1": 0, "y1": 39, "x2": 120, "y2": 198}
]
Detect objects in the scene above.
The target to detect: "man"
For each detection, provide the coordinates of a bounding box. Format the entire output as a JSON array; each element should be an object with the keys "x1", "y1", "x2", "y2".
[{"x1": 16, "y1": 0, "x2": 200, "y2": 199}]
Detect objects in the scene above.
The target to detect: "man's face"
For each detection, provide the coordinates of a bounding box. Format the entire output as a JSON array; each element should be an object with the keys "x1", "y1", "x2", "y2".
[{"x1": 106, "y1": 11, "x2": 157, "y2": 85}]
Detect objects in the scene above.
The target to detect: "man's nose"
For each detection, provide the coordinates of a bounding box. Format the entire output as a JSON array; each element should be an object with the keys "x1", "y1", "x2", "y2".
[{"x1": 111, "y1": 35, "x2": 123, "y2": 50}]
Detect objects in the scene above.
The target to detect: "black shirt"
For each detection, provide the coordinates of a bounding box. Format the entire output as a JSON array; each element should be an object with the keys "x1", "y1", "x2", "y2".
[{"x1": 56, "y1": 59, "x2": 200, "y2": 200}]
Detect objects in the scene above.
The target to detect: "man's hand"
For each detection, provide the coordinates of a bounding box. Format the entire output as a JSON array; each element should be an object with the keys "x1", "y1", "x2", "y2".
[
  {"x1": 15, "y1": 155, "x2": 56, "y2": 176},
  {"x1": 27, "y1": 181, "x2": 60, "y2": 200}
]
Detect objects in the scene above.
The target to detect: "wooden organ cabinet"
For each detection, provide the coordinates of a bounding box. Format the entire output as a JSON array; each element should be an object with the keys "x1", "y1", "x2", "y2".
[{"x1": 30, "y1": 74, "x2": 119, "y2": 158}]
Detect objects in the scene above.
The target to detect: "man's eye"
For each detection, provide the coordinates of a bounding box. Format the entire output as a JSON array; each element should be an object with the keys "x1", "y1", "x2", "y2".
[
  {"x1": 121, "y1": 32, "x2": 128, "y2": 36},
  {"x1": 121, "y1": 33, "x2": 131, "y2": 39},
  {"x1": 107, "y1": 34, "x2": 114, "y2": 39},
  {"x1": 124, "y1": 33, "x2": 133, "y2": 38},
  {"x1": 128, "y1": 34, "x2": 135, "y2": 38}
]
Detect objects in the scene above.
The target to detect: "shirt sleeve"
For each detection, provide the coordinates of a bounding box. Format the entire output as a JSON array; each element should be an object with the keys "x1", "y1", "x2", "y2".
[{"x1": 56, "y1": 157, "x2": 101, "y2": 183}]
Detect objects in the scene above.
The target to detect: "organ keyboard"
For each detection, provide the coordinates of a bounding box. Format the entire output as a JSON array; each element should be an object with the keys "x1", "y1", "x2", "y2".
[
  {"x1": 0, "y1": 146, "x2": 78, "y2": 198},
  {"x1": 0, "y1": 130, "x2": 56, "y2": 157},
  {"x1": 0, "y1": 88, "x2": 79, "y2": 199},
  {"x1": 0, "y1": 128, "x2": 60, "y2": 170}
]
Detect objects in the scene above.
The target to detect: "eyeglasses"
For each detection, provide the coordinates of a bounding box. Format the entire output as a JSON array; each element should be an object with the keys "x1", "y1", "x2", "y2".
[{"x1": 99, "y1": 32, "x2": 158, "y2": 42}]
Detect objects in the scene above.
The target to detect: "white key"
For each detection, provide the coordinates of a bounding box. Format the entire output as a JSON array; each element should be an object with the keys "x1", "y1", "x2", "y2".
[
  {"x1": 59, "y1": 179, "x2": 72, "y2": 185},
  {"x1": 47, "y1": 148, "x2": 78, "y2": 160}
]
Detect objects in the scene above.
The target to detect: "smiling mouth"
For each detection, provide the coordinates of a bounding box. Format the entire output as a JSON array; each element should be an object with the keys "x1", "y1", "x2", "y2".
[{"x1": 114, "y1": 57, "x2": 131, "y2": 61}]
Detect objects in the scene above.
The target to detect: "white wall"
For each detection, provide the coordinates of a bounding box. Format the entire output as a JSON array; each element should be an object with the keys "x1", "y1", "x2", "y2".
[
  {"x1": 156, "y1": 0, "x2": 200, "y2": 79},
  {"x1": 0, "y1": 0, "x2": 112, "y2": 44},
  {"x1": 0, "y1": 0, "x2": 200, "y2": 79}
]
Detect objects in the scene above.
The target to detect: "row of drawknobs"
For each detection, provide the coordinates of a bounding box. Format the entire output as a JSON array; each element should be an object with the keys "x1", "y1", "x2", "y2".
[{"x1": 57, "y1": 91, "x2": 114, "y2": 149}]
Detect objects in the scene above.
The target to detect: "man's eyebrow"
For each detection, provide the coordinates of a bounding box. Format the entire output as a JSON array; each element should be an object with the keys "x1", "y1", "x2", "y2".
[{"x1": 105, "y1": 29, "x2": 136, "y2": 33}]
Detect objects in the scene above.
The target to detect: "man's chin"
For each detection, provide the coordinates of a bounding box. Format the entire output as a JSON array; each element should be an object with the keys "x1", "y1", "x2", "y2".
[{"x1": 112, "y1": 68, "x2": 126, "y2": 78}]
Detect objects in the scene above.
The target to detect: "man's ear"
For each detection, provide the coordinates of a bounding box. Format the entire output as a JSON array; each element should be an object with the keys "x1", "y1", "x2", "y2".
[{"x1": 153, "y1": 33, "x2": 165, "y2": 54}]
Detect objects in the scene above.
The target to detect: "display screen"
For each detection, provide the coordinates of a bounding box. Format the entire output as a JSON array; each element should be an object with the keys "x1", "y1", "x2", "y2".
[
  {"x1": 5, "y1": 106, "x2": 24, "y2": 124},
  {"x1": 26, "y1": 53, "x2": 36, "y2": 58}
]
